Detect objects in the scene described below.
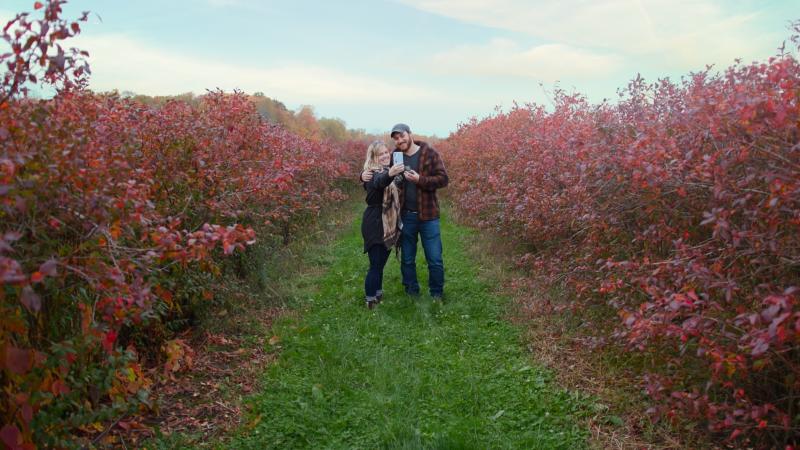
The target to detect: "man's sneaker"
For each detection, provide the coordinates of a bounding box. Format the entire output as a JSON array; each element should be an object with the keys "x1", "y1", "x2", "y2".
[
  {"x1": 375, "y1": 290, "x2": 384, "y2": 304},
  {"x1": 431, "y1": 294, "x2": 444, "y2": 303},
  {"x1": 365, "y1": 296, "x2": 378, "y2": 309}
]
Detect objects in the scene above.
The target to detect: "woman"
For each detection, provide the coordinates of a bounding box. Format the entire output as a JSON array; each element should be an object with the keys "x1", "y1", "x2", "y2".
[{"x1": 361, "y1": 140, "x2": 404, "y2": 309}]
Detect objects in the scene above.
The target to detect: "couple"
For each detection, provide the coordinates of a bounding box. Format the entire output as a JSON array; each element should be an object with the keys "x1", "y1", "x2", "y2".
[{"x1": 359, "y1": 123, "x2": 449, "y2": 309}]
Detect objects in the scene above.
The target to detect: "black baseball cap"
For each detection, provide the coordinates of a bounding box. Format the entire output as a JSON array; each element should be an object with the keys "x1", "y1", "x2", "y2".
[{"x1": 390, "y1": 123, "x2": 411, "y2": 137}]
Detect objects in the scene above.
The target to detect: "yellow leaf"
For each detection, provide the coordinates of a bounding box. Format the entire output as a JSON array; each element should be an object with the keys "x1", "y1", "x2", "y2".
[{"x1": 246, "y1": 414, "x2": 262, "y2": 430}]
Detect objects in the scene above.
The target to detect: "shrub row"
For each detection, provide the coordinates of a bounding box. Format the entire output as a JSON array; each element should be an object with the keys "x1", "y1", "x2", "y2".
[
  {"x1": 440, "y1": 26, "x2": 800, "y2": 446},
  {"x1": 0, "y1": 2, "x2": 360, "y2": 448}
]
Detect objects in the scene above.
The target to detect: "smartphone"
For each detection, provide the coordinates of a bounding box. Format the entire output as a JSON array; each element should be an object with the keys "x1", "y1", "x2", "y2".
[{"x1": 392, "y1": 152, "x2": 404, "y2": 167}]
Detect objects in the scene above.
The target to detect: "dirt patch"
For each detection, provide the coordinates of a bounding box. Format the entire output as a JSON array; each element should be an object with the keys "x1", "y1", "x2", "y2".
[
  {"x1": 83, "y1": 302, "x2": 288, "y2": 449},
  {"x1": 509, "y1": 277, "x2": 690, "y2": 450},
  {"x1": 146, "y1": 309, "x2": 283, "y2": 440}
]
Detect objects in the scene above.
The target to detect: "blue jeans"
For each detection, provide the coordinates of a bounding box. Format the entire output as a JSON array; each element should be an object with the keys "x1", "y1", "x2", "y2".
[
  {"x1": 365, "y1": 244, "x2": 390, "y2": 298},
  {"x1": 400, "y1": 212, "x2": 444, "y2": 296}
]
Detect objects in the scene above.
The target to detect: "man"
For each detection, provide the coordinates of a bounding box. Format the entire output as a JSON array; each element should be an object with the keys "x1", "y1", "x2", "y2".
[{"x1": 361, "y1": 123, "x2": 449, "y2": 300}]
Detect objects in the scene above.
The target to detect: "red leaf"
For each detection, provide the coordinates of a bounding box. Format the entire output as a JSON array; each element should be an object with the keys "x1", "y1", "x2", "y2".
[
  {"x1": 21, "y1": 404, "x2": 33, "y2": 424},
  {"x1": 222, "y1": 241, "x2": 234, "y2": 255},
  {"x1": 4, "y1": 346, "x2": 33, "y2": 375},
  {"x1": 0, "y1": 424, "x2": 21, "y2": 448},
  {"x1": 33, "y1": 2, "x2": 44, "y2": 10},
  {"x1": 20, "y1": 286, "x2": 41, "y2": 313},
  {"x1": 102, "y1": 330, "x2": 117, "y2": 353},
  {"x1": 51, "y1": 379, "x2": 70, "y2": 396},
  {"x1": 39, "y1": 259, "x2": 57, "y2": 277},
  {"x1": 3, "y1": 231, "x2": 22, "y2": 242},
  {"x1": 0, "y1": 257, "x2": 27, "y2": 284}
]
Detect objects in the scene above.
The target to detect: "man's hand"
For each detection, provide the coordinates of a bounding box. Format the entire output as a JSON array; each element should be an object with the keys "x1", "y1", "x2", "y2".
[
  {"x1": 361, "y1": 170, "x2": 373, "y2": 182},
  {"x1": 404, "y1": 169, "x2": 420, "y2": 184}
]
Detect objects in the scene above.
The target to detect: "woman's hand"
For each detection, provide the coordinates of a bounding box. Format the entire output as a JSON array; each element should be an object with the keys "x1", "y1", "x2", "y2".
[
  {"x1": 361, "y1": 170, "x2": 374, "y2": 182},
  {"x1": 388, "y1": 163, "x2": 404, "y2": 177}
]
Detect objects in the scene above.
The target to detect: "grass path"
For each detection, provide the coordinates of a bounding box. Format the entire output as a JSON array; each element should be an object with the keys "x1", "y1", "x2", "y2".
[{"x1": 227, "y1": 205, "x2": 591, "y2": 449}]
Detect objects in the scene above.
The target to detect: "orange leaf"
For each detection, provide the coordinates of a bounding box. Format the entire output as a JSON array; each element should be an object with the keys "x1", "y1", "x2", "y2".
[{"x1": 30, "y1": 271, "x2": 43, "y2": 283}]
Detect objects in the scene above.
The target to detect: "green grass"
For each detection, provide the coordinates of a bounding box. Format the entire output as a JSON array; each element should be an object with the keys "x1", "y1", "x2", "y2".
[{"x1": 225, "y1": 204, "x2": 590, "y2": 449}]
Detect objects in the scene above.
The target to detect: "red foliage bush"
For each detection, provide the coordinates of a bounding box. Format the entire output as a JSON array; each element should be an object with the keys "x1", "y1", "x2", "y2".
[
  {"x1": 441, "y1": 26, "x2": 800, "y2": 445},
  {"x1": 1, "y1": 2, "x2": 357, "y2": 447}
]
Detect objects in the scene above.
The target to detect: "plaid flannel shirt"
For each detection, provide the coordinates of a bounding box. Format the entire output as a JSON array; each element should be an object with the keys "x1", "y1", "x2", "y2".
[{"x1": 395, "y1": 140, "x2": 448, "y2": 221}]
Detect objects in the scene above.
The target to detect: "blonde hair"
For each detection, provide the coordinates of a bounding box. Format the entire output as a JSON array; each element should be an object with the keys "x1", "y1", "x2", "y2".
[{"x1": 363, "y1": 140, "x2": 388, "y2": 172}]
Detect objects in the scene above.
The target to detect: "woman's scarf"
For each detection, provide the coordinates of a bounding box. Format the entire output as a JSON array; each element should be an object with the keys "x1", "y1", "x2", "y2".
[{"x1": 382, "y1": 175, "x2": 402, "y2": 249}]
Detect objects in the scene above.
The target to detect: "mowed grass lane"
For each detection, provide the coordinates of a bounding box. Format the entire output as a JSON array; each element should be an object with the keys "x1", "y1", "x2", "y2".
[{"x1": 230, "y1": 206, "x2": 590, "y2": 449}]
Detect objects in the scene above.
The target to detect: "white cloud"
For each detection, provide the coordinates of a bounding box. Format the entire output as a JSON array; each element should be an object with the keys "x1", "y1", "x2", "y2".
[
  {"x1": 431, "y1": 38, "x2": 622, "y2": 81},
  {"x1": 71, "y1": 34, "x2": 443, "y2": 104},
  {"x1": 398, "y1": 0, "x2": 781, "y2": 70}
]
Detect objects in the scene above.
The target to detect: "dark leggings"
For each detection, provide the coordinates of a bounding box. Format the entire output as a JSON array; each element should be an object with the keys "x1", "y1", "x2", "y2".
[{"x1": 365, "y1": 244, "x2": 390, "y2": 298}]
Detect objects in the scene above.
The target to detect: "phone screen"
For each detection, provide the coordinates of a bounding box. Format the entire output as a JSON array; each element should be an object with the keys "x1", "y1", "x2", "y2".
[{"x1": 392, "y1": 152, "x2": 404, "y2": 166}]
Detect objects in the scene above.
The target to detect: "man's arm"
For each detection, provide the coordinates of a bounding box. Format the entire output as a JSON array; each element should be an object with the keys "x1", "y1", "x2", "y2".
[{"x1": 417, "y1": 150, "x2": 449, "y2": 190}]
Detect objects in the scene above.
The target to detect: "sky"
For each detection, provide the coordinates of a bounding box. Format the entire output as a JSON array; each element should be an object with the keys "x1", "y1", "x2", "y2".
[{"x1": 1, "y1": 0, "x2": 797, "y2": 137}]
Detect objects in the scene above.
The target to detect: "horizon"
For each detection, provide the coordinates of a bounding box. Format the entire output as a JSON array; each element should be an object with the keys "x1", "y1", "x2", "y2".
[{"x1": 1, "y1": 0, "x2": 797, "y2": 137}]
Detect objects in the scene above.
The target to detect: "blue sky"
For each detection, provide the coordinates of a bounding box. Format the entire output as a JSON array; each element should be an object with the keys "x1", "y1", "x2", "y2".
[{"x1": 1, "y1": 0, "x2": 796, "y2": 136}]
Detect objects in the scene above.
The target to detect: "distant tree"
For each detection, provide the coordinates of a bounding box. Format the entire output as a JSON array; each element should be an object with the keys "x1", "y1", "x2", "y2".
[
  {"x1": 246, "y1": 92, "x2": 378, "y2": 144},
  {"x1": 318, "y1": 117, "x2": 347, "y2": 142},
  {"x1": 130, "y1": 91, "x2": 197, "y2": 107},
  {"x1": 291, "y1": 105, "x2": 321, "y2": 140},
  {"x1": 250, "y1": 94, "x2": 292, "y2": 124}
]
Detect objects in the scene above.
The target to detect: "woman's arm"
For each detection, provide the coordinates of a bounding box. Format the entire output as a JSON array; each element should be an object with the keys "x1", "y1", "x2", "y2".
[{"x1": 365, "y1": 169, "x2": 392, "y2": 190}]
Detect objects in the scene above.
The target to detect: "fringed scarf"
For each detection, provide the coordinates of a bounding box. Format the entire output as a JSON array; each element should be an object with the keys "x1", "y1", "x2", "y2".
[{"x1": 382, "y1": 176, "x2": 402, "y2": 250}]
